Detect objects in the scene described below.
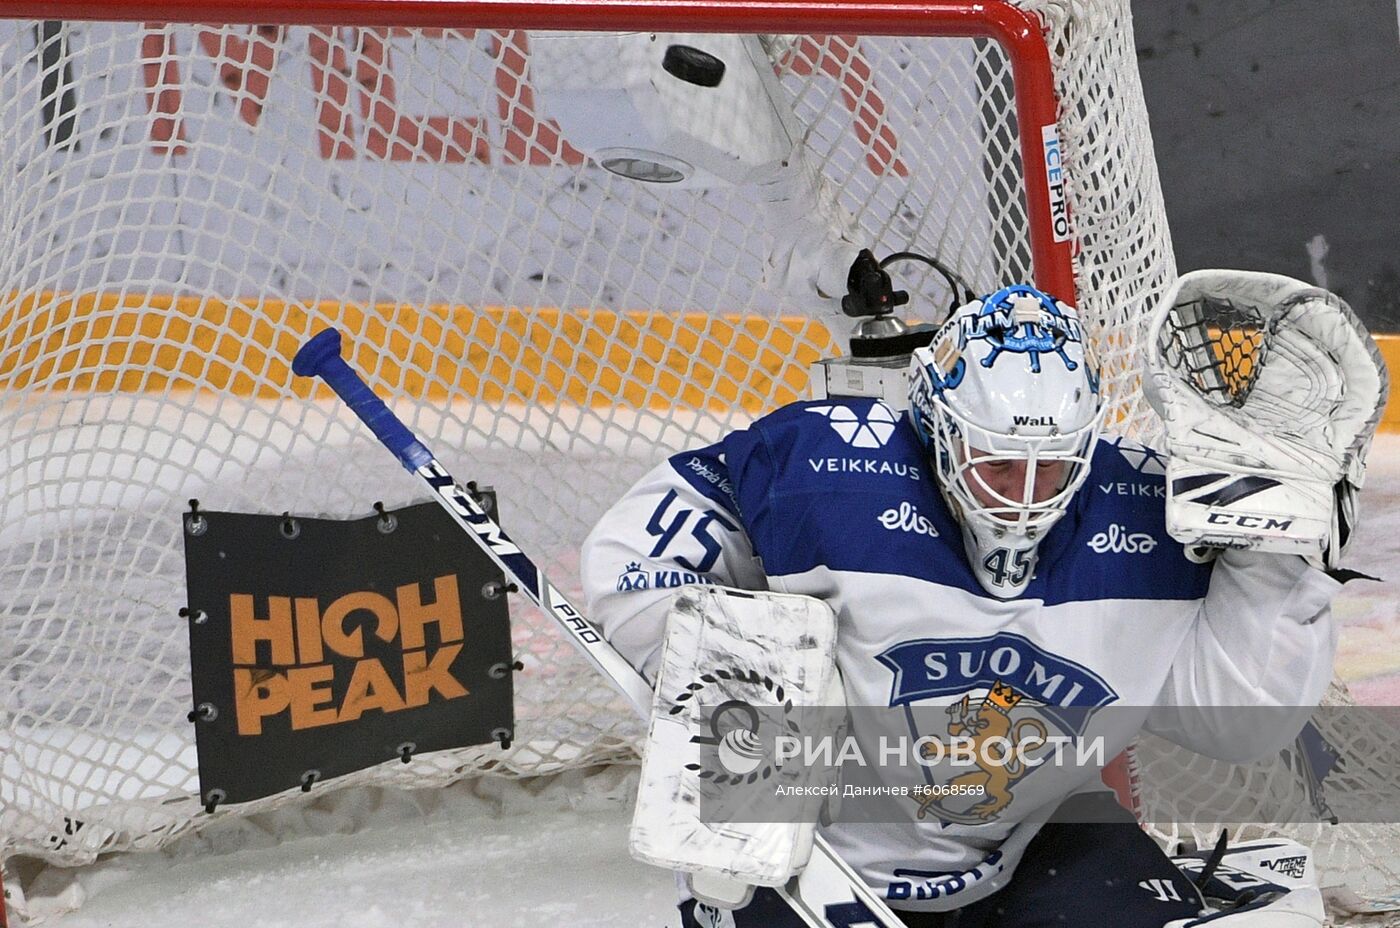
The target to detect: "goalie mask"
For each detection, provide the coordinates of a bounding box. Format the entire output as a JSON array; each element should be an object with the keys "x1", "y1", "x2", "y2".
[{"x1": 908, "y1": 285, "x2": 1104, "y2": 598}]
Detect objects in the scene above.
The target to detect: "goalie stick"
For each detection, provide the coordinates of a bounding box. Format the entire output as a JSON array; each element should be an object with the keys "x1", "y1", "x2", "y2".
[{"x1": 292, "y1": 328, "x2": 906, "y2": 928}]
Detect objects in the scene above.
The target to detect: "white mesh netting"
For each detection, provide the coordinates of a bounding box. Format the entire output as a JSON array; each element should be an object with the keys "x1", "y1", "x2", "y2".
[{"x1": 0, "y1": 1, "x2": 1394, "y2": 920}]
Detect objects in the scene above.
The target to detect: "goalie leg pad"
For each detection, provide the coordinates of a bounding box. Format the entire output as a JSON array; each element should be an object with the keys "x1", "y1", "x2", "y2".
[
  {"x1": 630, "y1": 586, "x2": 841, "y2": 896},
  {"x1": 1167, "y1": 838, "x2": 1326, "y2": 928}
]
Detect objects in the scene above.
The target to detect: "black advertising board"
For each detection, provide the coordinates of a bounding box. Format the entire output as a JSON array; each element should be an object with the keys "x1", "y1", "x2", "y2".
[{"x1": 183, "y1": 499, "x2": 514, "y2": 808}]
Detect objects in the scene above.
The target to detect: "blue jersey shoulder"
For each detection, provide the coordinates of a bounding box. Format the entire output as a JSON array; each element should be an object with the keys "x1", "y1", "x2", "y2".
[
  {"x1": 664, "y1": 409, "x2": 1212, "y2": 603},
  {"x1": 1039, "y1": 436, "x2": 1211, "y2": 601},
  {"x1": 736, "y1": 397, "x2": 928, "y2": 490},
  {"x1": 1078, "y1": 436, "x2": 1173, "y2": 530},
  {"x1": 664, "y1": 397, "x2": 927, "y2": 516}
]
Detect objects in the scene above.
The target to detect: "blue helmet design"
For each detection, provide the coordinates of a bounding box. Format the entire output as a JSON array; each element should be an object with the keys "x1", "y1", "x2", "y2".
[
  {"x1": 957, "y1": 285, "x2": 1097, "y2": 391},
  {"x1": 906, "y1": 285, "x2": 1105, "y2": 599}
]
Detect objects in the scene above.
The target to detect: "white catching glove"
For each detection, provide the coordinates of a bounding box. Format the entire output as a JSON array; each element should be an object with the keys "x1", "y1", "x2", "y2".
[{"x1": 1144, "y1": 269, "x2": 1388, "y2": 570}]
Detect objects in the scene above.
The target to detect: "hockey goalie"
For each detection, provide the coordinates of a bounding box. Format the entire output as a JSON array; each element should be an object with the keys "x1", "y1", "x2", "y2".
[{"x1": 580, "y1": 271, "x2": 1387, "y2": 927}]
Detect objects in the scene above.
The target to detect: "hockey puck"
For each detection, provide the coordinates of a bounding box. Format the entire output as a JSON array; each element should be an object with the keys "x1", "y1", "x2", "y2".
[{"x1": 662, "y1": 45, "x2": 725, "y2": 88}]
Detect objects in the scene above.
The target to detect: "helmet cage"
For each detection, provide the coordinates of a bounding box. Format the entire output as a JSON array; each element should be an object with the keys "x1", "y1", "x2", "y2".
[{"x1": 930, "y1": 393, "x2": 1101, "y2": 537}]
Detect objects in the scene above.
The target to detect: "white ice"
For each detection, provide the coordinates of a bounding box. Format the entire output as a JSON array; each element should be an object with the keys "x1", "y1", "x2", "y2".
[{"x1": 20, "y1": 768, "x2": 679, "y2": 928}]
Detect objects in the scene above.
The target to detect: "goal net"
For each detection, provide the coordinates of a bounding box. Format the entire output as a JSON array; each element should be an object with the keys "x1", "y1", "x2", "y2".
[{"x1": 0, "y1": 0, "x2": 1393, "y2": 920}]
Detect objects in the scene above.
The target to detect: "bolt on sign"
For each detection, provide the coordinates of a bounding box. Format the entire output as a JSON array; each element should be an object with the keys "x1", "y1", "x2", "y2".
[{"x1": 182, "y1": 499, "x2": 514, "y2": 808}]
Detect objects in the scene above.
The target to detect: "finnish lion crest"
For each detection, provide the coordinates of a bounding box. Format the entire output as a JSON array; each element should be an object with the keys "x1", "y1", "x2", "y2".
[
  {"x1": 878, "y1": 634, "x2": 1118, "y2": 826},
  {"x1": 913, "y1": 680, "x2": 1049, "y2": 823}
]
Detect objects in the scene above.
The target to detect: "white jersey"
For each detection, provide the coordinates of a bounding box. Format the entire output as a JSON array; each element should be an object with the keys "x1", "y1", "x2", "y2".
[{"x1": 580, "y1": 397, "x2": 1341, "y2": 912}]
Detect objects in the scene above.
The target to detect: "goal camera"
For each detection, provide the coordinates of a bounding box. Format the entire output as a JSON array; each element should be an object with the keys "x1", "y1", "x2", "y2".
[{"x1": 841, "y1": 248, "x2": 976, "y2": 323}]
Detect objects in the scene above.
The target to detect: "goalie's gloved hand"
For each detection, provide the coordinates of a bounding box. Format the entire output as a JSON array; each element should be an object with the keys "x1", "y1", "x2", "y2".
[{"x1": 1144, "y1": 270, "x2": 1388, "y2": 571}]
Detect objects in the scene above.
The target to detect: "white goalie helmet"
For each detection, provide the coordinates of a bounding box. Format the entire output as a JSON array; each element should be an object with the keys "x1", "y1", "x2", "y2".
[{"x1": 908, "y1": 285, "x2": 1105, "y2": 598}]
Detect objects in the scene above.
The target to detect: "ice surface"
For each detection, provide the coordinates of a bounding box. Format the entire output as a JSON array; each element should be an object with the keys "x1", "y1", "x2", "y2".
[{"x1": 22, "y1": 768, "x2": 679, "y2": 928}]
